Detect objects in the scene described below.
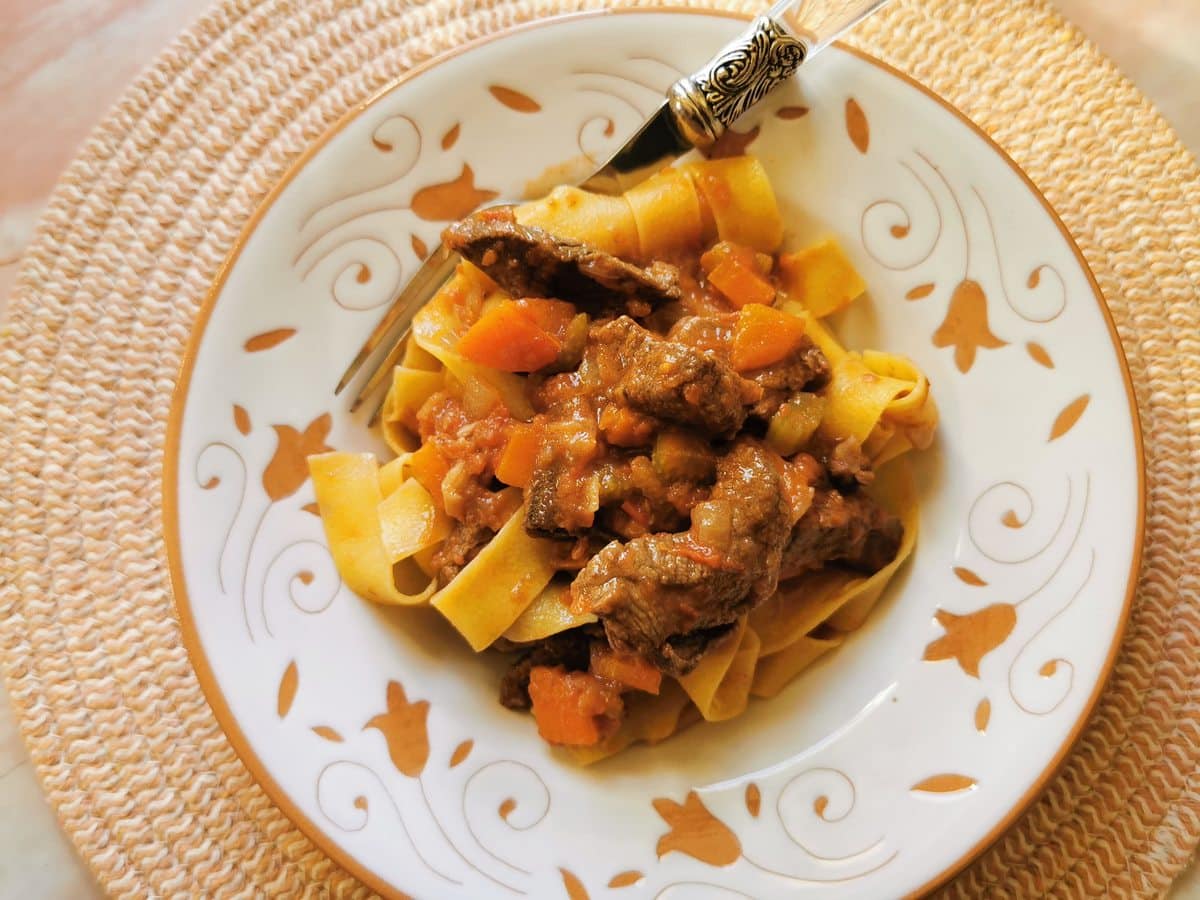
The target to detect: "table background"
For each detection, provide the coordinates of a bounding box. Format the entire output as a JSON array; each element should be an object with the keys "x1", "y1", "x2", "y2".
[{"x1": 1, "y1": 0, "x2": 1196, "y2": 896}]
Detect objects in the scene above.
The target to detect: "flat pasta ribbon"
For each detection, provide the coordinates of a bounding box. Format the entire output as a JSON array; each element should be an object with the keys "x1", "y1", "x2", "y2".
[
  {"x1": 516, "y1": 156, "x2": 782, "y2": 260},
  {"x1": 377, "y1": 477, "x2": 449, "y2": 563},
  {"x1": 503, "y1": 580, "x2": 597, "y2": 644},
  {"x1": 308, "y1": 452, "x2": 437, "y2": 606},
  {"x1": 431, "y1": 505, "x2": 560, "y2": 651},
  {"x1": 780, "y1": 300, "x2": 938, "y2": 464},
  {"x1": 751, "y1": 633, "x2": 845, "y2": 699},
  {"x1": 675, "y1": 617, "x2": 762, "y2": 722},
  {"x1": 380, "y1": 364, "x2": 444, "y2": 454},
  {"x1": 859, "y1": 350, "x2": 939, "y2": 466}
]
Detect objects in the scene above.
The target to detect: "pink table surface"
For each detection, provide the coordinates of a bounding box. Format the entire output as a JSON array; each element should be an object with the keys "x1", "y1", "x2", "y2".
[{"x1": 1, "y1": 1, "x2": 1197, "y2": 897}]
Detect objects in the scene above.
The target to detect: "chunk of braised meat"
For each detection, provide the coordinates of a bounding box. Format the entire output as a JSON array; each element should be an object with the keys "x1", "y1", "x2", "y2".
[
  {"x1": 432, "y1": 521, "x2": 494, "y2": 587},
  {"x1": 498, "y1": 627, "x2": 599, "y2": 710},
  {"x1": 444, "y1": 208, "x2": 681, "y2": 310},
  {"x1": 780, "y1": 484, "x2": 903, "y2": 579},
  {"x1": 570, "y1": 441, "x2": 800, "y2": 675},
  {"x1": 668, "y1": 314, "x2": 831, "y2": 419},
  {"x1": 659, "y1": 623, "x2": 738, "y2": 675},
  {"x1": 525, "y1": 460, "x2": 600, "y2": 537},
  {"x1": 745, "y1": 340, "x2": 831, "y2": 419},
  {"x1": 809, "y1": 433, "x2": 874, "y2": 488},
  {"x1": 594, "y1": 317, "x2": 761, "y2": 437}
]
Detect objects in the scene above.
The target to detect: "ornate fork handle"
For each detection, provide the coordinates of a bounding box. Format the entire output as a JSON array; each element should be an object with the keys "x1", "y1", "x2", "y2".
[
  {"x1": 667, "y1": 0, "x2": 889, "y2": 149},
  {"x1": 669, "y1": 16, "x2": 808, "y2": 148}
]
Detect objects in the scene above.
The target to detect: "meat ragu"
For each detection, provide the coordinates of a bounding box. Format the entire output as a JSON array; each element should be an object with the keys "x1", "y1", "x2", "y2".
[{"x1": 308, "y1": 156, "x2": 939, "y2": 761}]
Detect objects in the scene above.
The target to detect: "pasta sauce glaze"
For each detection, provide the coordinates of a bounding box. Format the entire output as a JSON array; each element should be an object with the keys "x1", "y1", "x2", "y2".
[{"x1": 411, "y1": 210, "x2": 905, "y2": 747}]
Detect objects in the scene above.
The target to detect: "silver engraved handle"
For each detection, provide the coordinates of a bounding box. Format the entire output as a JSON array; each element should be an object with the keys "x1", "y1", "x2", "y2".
[{"x1": 667, "y1": 0, "x2": 891, "y2": 149}]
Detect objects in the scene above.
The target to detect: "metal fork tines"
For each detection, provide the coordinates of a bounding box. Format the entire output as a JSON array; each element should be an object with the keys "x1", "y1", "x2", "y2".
[{"x1": 335, "y1": 244, "x2": 461, "y2": 421}]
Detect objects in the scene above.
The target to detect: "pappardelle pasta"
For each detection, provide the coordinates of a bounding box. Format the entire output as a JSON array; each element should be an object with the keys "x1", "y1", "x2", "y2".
[{"x1": 309, "y1": 156, "x2": 937, "y2": 761}]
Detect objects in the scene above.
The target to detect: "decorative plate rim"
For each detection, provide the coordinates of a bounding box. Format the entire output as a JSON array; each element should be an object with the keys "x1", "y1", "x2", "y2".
[{"x1": 161, "y1": 9, "x2": 1147, "y2": 898}]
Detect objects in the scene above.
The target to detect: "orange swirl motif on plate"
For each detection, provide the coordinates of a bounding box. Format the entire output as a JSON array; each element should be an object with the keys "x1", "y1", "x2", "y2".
[
  {"x1": 861, "y1": 144, "x2": 1070, "y2": 373},
  {"x1": 972, "y1": 185, "x2": 1067, "y2": 324},
  {"x1": 315, "y1": 759, "x2": 461, "y2": 887},
  {"x1": 195, "y1": 412, "x2": 336, "y2": 642},
  {"x1": 648, "y1": 771, "x2": 901, "y2": 884},
  {"x1": 945, "y1": 474, "x2": 1094, "y2": 719},
  {"x1": 860, "y1": 158, "x2": 944, "y2": 273},
  {"x1": 460, "y1": 759, "x2": 551, "y2": 888},
  {"x1": 294, "y1": 115, "x2": 441, "y2": 311},
  {"x1": 967, "y1": 478, "x2": 1072, "y2": 566},
  {"x1": 1006, "y1": 550, "x2": 1094, "y2": 715},
  {"x1": 258, "y1": 539, "x2": 340, "y2": 638},
  {"x1": 568, "y1": 65, "x2": 672, "y2": 165},
  {"x1": 194, "y1": 439, "x2": 246, "y2": 595},
  {"x1": 761, "y1": 767, "x2": 900, "y2": 880}
]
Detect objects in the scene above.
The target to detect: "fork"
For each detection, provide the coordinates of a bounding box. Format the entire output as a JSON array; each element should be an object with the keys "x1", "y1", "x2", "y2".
[{"x1": 337, "y1": 0, "x2": 892, "y2": 420}]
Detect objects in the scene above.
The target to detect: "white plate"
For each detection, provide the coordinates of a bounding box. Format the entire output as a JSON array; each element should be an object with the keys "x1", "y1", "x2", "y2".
[{"x1": 165, "y1": 11, "x2": 1143, "y2": 898}]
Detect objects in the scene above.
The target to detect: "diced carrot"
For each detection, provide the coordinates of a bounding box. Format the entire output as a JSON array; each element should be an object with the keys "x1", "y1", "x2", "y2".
[
  {"x1": 730, "y1": 303, "x2": 807, "y2": 372},
  {"x1": 778, "y1": 239, "x2": 867, "y2": 317},
  {"x1": 700, "y1": 240, "x2": 758, "y2": 274},
  {"x1": 707, "y1": 258, "x2": 776, "y2": 309},
  {"x1": 408, "y1": 442, "x2": 450, "y2": 507},
  {"x1": 700, "y1": 240, "x2": 773, "y2": 277},
  {"x1": 496, "y1": 422, "x2": 542, "y2": 488},
  {"x1": 590, "y1": 645, "x2": 662, "y2": 695},
  {"x1": 457, "y1": 301, "x2": 561, "y2": 372},
  {"x1": 514, "y1": 299, "x2": 577, "y2": 343},
  {"x1": 527, "y1": 666, "x2": 624, "y2": 746}
]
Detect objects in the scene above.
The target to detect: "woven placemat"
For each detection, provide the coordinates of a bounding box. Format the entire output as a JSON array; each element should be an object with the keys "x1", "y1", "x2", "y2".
[{"x1": 1, "y1": 0, "x2": 1196, "y2": 896}]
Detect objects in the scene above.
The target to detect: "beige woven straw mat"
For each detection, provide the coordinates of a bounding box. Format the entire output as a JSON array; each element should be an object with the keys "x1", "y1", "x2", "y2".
[{"x1": 1, "y1": 0, "x2": 1197, "y2": 895}]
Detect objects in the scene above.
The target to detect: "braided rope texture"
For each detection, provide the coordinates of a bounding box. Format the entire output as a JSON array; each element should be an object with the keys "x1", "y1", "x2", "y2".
[{"x1": 0, "y1": 0, "x2": 1196, "y2": 896}]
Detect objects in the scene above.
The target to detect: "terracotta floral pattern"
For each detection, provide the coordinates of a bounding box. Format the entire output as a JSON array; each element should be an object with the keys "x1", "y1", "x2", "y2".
[
  {"x1": 932, "y1": 280, "x2": 1008, "y2": 373},
  {"x1": 845, "y1": 97, "x2": 870, "y2": 154},
  {"x1": 411, "y1": 164, "x2": 499, "y2": 222},
  {"x1": 262, "y1": 414, "x2": 333, "y2": 502},
  {"x1": 652, "y1": 792, "x2": 741, "y2": 866},
  {"x1": 923, "y1": 604, "x2": 1018, "y2": 678},
  {"x1": 365, "y1": 681, "x2": 430, "y2": 778},
  {"x1": 243, "y1": 327, "x2": 297, "y2": 352}
]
